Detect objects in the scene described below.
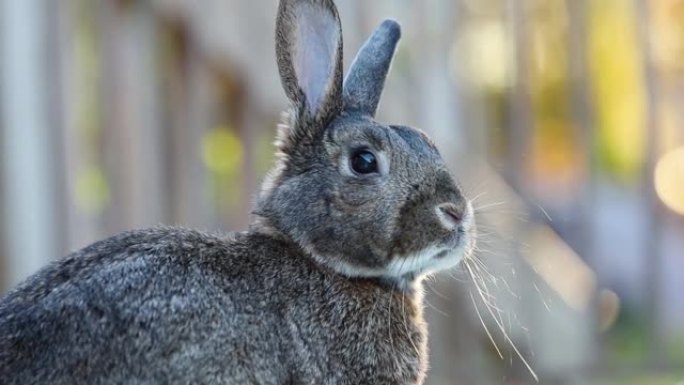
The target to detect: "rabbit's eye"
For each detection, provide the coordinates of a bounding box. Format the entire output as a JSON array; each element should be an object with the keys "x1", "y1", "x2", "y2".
[{"x1": 350, "y1": 149, "x2": 378, "y2": 174}]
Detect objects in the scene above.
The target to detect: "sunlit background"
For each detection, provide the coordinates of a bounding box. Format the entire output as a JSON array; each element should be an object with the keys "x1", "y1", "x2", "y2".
[{"x1": 1, "y1": 1, "x2": 683, "y2": 384}]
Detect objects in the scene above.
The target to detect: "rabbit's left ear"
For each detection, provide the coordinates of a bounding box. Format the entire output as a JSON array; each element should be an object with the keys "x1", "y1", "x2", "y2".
[
  {"x1": 276, "y1": 0, "x2": 343, "y2": 126},
  {"x1": 343, "y1": 20, "x2": 401, "y2": 117}
]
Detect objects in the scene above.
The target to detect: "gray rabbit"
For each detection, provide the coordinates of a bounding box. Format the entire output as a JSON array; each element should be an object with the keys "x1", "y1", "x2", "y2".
[{"x1": 0, "y1": 0, "x2": 475, "y2": 384}]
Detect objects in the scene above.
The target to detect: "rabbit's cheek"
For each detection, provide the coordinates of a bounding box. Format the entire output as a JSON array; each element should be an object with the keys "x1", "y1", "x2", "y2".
[
  {"x1": 333, "y1": 184, "x2": 387, "y2": 209},
  {"x1": 333, "y1": 192, "x2": 374, "y2": 208}
]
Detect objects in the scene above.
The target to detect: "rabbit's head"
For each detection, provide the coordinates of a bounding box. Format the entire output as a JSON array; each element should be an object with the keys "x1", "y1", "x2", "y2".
[{"x1": 254, "y1": 0, "x2": 475, "y2": 288}]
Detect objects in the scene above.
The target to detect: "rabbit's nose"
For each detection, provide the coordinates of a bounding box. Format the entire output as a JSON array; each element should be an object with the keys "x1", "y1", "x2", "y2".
[{"x1": 436, "y1": 202, "x2": 465, "y2": 230}]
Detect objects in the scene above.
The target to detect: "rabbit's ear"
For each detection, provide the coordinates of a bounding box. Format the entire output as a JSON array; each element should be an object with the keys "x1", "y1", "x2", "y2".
[
  {"x1": 276, "y1": 0, "x2": 343, "y2": 124},
  {"x1": 343, "y1": 20, "x2": 401, "y2": 117}
]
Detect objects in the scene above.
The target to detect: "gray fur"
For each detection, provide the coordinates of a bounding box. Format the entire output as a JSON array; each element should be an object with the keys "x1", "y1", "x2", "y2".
[
  {"x1": 0, "y1": 229, "x2": 426, "y2": 384},
  {"x1": 343, "y1": 19, "x2": 402, "y2": 116},
  {"x1": 0, "y1": 1, "x2": 475, "y2": 384}
]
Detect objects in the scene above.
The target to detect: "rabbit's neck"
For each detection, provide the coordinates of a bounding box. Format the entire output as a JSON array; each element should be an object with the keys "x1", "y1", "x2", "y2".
[
  {"x1": 308, "y1": 252, "x2": 427, "y2": 294},
  {"x1": 249, "y1": 214, "x2": 291, "y2": 242},
  {"x1": 249, "y1": 215, "x2": 424, "y2": 294}
]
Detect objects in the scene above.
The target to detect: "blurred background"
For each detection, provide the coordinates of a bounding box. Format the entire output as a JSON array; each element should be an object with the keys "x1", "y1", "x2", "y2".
[{"x1": 0, "y1": 0, "x2": 683, "y2": 384}]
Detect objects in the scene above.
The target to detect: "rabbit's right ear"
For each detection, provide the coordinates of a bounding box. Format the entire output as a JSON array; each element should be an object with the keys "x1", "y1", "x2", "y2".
[{"x1": 276, "y1": 0, "x2": 343, "y2": 129}]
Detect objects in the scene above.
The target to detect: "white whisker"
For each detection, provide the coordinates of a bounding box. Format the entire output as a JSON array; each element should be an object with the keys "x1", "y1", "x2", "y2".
[
  {"x1": 468, "y1": 290, "x2": 503, "y2": 360},
  {"x1": 466, "y1": 261, "x2": 538, "y2": 382}
]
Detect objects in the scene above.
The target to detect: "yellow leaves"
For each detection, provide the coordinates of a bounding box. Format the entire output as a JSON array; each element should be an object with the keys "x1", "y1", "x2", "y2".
[{"x1": 588, "y1": 0, "x2": 646, "y2": 179}]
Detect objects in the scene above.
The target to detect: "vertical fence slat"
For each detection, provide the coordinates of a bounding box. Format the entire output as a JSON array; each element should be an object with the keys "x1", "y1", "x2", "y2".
[
  {"x1": 566, "y1": 0, "x2": 596, "y2": 265},
  {"x1": 416, "y1": 0, "x2": 463, "y2": 162},
  {"x1": 0, "y1": 0, "x2": 58, "y2": 286},
  {"x1": 633, "y1": 0, "x2": 665, "y2": 368},
  {"x1": 45, "y1": 0, "x2": 71, "y2": 257},
  {"x1": 0, "y1": 0, "x2": 6, "y2": 291},
  {"x1": 99, "y1": 2, "x2": 168, "y2": 233},
  {"x1": 505, "y1": 0, "x2": 533, "y2": 192},
  {"x1": 566, "y1": 0, "x2": 602, "y2": 370}
]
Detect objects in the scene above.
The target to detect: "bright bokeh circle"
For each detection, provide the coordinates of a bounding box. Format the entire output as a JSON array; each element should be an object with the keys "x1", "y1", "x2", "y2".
[{"x1": 655, "y1": 146, "x2": 684, "y2": 215}]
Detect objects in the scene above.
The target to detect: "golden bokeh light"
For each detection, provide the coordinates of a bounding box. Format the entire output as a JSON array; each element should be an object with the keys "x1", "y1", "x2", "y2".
[
  {"x1": 451, "y1": 21, "x2": 509, "y2": 90},
  {"x1": 74, "y1": 166, "x2": 110, "y2": 214},
  {"x1": 655, "y1": 147, "x2": 684, "y2": 215},
  {"x1": 202, "y1": 127, "x2": 244, "y2": 176}
]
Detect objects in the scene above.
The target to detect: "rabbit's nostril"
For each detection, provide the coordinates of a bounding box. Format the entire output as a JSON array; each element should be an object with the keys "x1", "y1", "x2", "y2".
[
  {"x1": 437, "y1": 203, "x2": 463, "y2": 229},
  {"x1": 441, "y1": 206, "x2": 461, "y2": 222}
]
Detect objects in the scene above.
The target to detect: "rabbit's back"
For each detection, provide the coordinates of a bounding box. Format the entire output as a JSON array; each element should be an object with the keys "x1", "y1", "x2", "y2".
[
  {"x1": 0, "y1": 228, "x2": 309, "y2": 384},
  {"x1": 0, "y1": 227, "x2": 426, "y2": 384}
]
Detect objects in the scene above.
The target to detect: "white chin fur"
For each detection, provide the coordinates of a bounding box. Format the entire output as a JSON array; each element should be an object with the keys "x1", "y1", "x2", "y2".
[
  {"x1": 313, "y1": 230, "x2": 474, "y2": 283},
  {"x1": 385, "y1": 245, "x2": 463, "y2": 278}
]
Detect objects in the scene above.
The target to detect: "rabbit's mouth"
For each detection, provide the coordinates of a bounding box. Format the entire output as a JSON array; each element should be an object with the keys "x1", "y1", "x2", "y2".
[
  {"x1": 384, "y1": 203, "x2": 476, "y2": 282},
  {"x1": 385, "y1": 235, "x2": 474, "y2": 278}
]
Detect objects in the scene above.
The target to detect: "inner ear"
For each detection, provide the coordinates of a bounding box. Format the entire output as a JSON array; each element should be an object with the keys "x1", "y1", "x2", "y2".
[
  {"x1": 293, "y1": 3, "x2": 341, "y2": 113},
  {"x1": 276, "y1": 0, "x2": 343, "y2": 122}
]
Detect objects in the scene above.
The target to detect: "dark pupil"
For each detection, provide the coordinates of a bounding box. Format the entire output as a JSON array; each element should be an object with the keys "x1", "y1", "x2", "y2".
[{"x1": 351, "y1": 150, "x2": 378, "y2": 174}]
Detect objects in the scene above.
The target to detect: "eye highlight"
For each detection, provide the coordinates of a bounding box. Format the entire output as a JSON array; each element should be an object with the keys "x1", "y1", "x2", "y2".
[{"x1": 350, "y1": 149, "x2": 378, "y2": 175}]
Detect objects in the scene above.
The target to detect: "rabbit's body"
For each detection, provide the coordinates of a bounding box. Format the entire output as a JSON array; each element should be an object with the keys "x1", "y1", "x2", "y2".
[
  {"x1": 0, "y1": 228, "x2": 425, "y2": 384},
  {"x1": 0, "y1": 0, "x2": 475, "y2": 383}
]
